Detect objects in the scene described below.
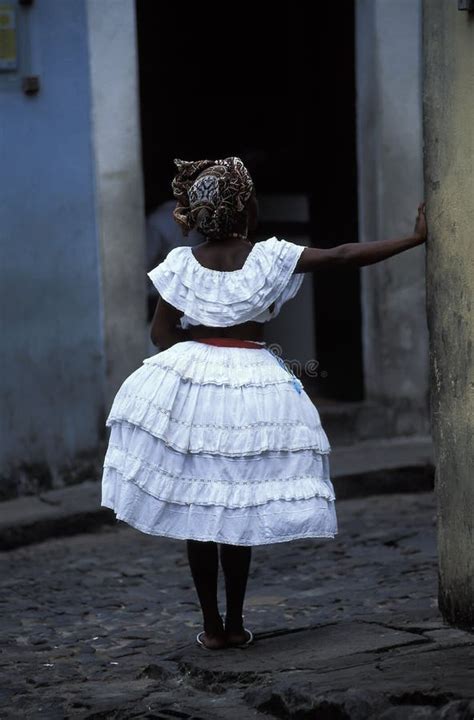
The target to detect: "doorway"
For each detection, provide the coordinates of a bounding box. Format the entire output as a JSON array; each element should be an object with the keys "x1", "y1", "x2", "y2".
[{"x1": 135, "y1": 3, "x2": 363, "y2": 401}]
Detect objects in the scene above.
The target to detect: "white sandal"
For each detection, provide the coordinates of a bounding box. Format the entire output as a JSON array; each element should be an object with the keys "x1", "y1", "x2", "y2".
[
  {"x1": 222, "y1": 614, "x2": 254, "y2": 647},
  {"x1": 196, "y1": 615, "x2": 254, "y2": 649},
  {"x1": 196, "y1": 630, "x2": 219, "y2": 650}
]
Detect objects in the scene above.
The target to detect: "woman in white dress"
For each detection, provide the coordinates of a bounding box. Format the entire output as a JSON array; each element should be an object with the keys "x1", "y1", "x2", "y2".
[{"x1": 101, "y1": 157, "x2": 427, "y2": 650}]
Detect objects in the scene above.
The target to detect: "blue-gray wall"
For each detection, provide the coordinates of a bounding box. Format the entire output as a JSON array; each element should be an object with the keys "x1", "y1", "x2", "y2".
[{"x1": 0, "y1": 0, "x2": 105, "y2": 490}]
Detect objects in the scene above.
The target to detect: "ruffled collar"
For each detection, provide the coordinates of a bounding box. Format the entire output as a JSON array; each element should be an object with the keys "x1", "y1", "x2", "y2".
[
  {"x1": 183, "y1": 237, "x2": 273, "y2": 277},
  {"x1": 147, "y1": 236, "x2": 304, "y2": 324}
]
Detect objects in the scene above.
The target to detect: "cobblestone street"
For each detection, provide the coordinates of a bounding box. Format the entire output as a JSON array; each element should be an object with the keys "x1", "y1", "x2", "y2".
[{"x1": 1, "y1": 491, "x2": 473, "y2": 719}]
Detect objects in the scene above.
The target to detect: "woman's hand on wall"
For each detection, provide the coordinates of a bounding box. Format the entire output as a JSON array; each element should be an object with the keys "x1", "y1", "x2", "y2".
[{"x1": 414, "y1": 202, "x2": 427, "y2": 243}]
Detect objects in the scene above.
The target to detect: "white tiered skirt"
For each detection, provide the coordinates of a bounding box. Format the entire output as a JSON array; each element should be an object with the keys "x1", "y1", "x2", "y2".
[{"x1": 101, "y1": 340, "x2": 338, "y2": 546}]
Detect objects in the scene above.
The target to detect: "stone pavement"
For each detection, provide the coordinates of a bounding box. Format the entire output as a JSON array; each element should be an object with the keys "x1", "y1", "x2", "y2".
[{"x1": 1, "y1": 491, "x2": 473, "y2": 720}]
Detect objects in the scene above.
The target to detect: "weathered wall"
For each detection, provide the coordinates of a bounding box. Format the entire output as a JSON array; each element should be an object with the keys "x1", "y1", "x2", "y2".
[
  {"x1": 0, "y1": 0, "x2": 147, "y2": 497},
  {"x1": 0, "y1": 0, "x2": 105, "y2": 495},
  {"x1": 87, "y1": 0, "x2": 147, "y2": 410},
  {"x1": 356, "y1": 0, "x2": 429, "y2": 436},
  {"x1": 423, "y1": 0, "x2": 474, "y2": 627}
]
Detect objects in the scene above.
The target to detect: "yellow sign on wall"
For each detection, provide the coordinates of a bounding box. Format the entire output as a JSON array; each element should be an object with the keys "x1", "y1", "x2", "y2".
[{"x1": 0, "y1": 4, "x2": 17, "y2": 72}]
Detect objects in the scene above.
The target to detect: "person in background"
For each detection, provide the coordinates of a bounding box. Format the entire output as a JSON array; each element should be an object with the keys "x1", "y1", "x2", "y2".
[{"x1": 146, "y1": 198, "x2": 203, "y2": 351}]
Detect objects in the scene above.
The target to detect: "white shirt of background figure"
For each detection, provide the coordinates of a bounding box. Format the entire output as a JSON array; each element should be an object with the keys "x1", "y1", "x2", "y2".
[
  {"x1": 146, "y1": 199, "x2": 204, "y2": 277},
  {"x1": 145, "y1": 200, "x2": 204, "y2": 355}
]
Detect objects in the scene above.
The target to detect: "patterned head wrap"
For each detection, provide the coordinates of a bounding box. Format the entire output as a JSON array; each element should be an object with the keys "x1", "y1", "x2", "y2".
[{"x1": 172, "y1": 157, "x2": 254, "y2": 239}]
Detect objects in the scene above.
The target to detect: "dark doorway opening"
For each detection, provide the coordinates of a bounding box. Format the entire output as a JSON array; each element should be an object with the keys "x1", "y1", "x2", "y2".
[{"x1": 135, "y1": 2, "x2": 363, "y2": 401}]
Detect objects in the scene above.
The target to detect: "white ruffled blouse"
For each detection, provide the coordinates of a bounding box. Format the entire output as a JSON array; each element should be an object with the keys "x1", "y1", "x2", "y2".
[{"x1": 147, "y1": 236, "x2": 306, "y2": 329}]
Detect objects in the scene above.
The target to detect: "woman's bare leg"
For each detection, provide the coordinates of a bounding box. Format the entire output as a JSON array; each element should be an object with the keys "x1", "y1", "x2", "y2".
[
  {"x1": 186, "y1": 539, "x2": 226, "y2": 648},
  {"x1": 219, "y1": 543, "x2": 252, "y2": 643}
]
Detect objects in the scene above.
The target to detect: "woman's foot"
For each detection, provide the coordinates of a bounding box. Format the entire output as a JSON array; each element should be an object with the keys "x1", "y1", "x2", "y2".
[
  {"x1": 197, "y1": 616, "x2": 227, "y2": 649},
  {"x1": 197, "y1": 630, "x2": 227, "y2": 649},
  {"x1": 224, "y1": 616, "x2": 252, "y2": 646}
]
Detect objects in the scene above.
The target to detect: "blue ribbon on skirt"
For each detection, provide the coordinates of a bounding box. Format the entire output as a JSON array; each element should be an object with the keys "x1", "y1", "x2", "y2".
[{"x1": 267, "y1": 351, "x2": 303, "y2": 394}]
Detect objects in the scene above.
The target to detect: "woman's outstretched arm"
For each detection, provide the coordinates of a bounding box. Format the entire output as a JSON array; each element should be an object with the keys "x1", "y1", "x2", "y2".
[{"x1": 294, "y1": 203, "x2": 427, "y2": 272}]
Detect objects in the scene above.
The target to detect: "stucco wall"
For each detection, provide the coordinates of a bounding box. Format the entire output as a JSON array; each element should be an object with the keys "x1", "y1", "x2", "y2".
[
  {"x1": 0, "y1": 0, "x2": 105, "y2": 494},
  {"x1": 0, "y1": 0, "x2": 147, "y2": 497},
  {"x1": 87, "y1": 0, "x2": 147, "y2": 411},
  {"x1": 423, "y1": 0, "x2": 474, "y2": 627},
  {"x1": 356, "y1": 0, "x2": 429, "y2": 436}
]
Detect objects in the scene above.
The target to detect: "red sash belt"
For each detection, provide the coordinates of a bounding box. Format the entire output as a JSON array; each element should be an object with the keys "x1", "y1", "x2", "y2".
[{"x1": 195, "y1": 337, "x2": 266, "y2": 349}]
